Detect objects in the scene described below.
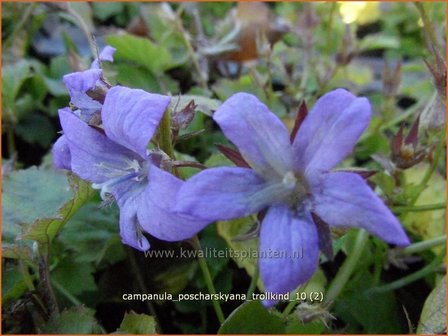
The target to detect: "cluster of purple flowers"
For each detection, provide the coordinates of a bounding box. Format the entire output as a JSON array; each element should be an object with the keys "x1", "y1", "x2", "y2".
[{"x1": 54, "y1": 46, "x2": 409, "y2": 304}]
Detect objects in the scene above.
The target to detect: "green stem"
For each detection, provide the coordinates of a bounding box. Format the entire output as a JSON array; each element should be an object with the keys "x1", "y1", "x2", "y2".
[
  {"x1": 66, "y1": 3, "x2": 97, "y2": 58},
  {"x1": 369, "y1": 248, "x2": 445, "y2": 293},
  {"x1": 159, "y1": 109, "x2": 175, "y2": 159},
  {"x1": 325, "y1": 229, "x2": 368, "y2": 303},
  {"x1": 410, "y1": 140, "x2": 444, "y2": 205},
  {"x1": 192, "y1": 236, "x2": 225, "y2": 324},
  {"x1": 414, "y1": 3, "x2": 441, "y2": 52},
  {"x1": 392, "y1": 202, "x2": 446, "y2": 214},
  {"x1": 245, "y1": 264, "x2": 259, "y2": 299},
  {"x1": 401, "y1": 235, "x2": 446, "y2": 255}
]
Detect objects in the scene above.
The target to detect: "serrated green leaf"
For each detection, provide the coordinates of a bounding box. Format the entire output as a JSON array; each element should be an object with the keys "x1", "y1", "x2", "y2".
[
  {"x1": 417, "y1": 276, "x2": 446, "y2": 334},
  {"x1": 20, "y1": 174, "x2": 95, "y2": 246},
  {"x1": 106, "y1": 34, "x2": 174, "y2": 75},
  {"x1": 2, "y1": 167, "x2": 95, "y2": 249},
  {"x1": 43, "y1": 306, "x2": 103, "y2": 334},
  {"x1": 218, "y1": 300, "x2": 285, "y2": 334},
  {"x1": 117, "y1": 311, "x2": 157, "y2": 334}
]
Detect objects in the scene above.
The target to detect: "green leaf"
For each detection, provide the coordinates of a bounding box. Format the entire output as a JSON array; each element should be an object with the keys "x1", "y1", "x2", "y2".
[
  {"x1": 58, "y1": 203, "x2": 125, "y2": 264},
  {"x1": 92, "y1": 2, "x2": 125, "y2": 21},
  {"x1": 359, "y1": 34, "x2": 400, "y2": 51},
  {"x1": 2, "y1": 167, "x2": 95, "y2": 250},
  {"x1": 20, "y1": 174, "x2": 95, "y2": 247},
  {"x1": 15, "y1": 113, "x2": 54, "y2": 147},
  {"x1": 285, "y1": 318, "x2": 326, "y2": 334},
  {"x1": 2, "y1": 167, "x2": 72, "y2": 242},
  {"x1": 106, "y1": 34, "x2": 174, "y2": 75},
  {"x1": 52, "y1": 258, "x2": 97, "y2": 295},
  {"x1": 43, "y1": 306, "x2": 103, "y2": 334},
  {"x1": 2, "y1": 60, "x2": 31, "y2": 105},
  {"x1": 417, "y1": 276, "x2": 446, "y2": 334},
  {"x1": 2, "y1": 264, "x2": 29, "y2": 304},
  {"x1": 117, "y1": 311, "x2": 157, "y2": 334},
  {"x1": 218, "y1": 300, "x2": 285, "y2": 334}
]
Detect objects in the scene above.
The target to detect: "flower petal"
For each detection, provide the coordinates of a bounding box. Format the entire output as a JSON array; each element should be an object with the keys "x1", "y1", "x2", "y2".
[
  {"x1": 259, "y1": 204, "x2": 319, "y2": 306},
  {"x1": 90, "y1": 45, "x2": 116, "y2": 69},
  {"x1": 293, "y1": 89, "x2": 371, "y2": 174},
  {"x1": 63, "y1": 69, "x2": 103, "y2": 121},
  {"x1": 138, "y1": 165, "x2": 210, "y2": 241},
  {"x1": 175, "y1": 167, "x2": 270, "y2": 221},
  {"x1": 58, "y1": 107, "x2": 139, "y2": 183},
  {"x1": 118, "y1": 192, "x2": 150, "y2": 251},
  {"x1": 213, "y1": 93, "x2": 293, "y2": 178},
  {"x1": 102, "y1": 86, "x2": 170, "y2": 158},
  {"x1": 311, "y1": 172, "x2": 410, "y2": 246},
  {"x1": 52, "y1": 135, "x2": 71, "y2": 170}
]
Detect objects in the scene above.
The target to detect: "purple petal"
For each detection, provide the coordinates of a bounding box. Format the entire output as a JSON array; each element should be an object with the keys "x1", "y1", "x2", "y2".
[
  {"x1": 293, "y1": 89, "x2": 371, "y2": 174},
  {"x1": 259, "y1": 204, "x2": 319, "y2": 306},
  {"x1": 52, "y1": 135, "x2": 71, "y2": 170},
  {"x1": 118, "y1": 192, "x2": 150, "y2": 251},
  {"x1": 63, "y1": 69, "x2": 103, "y2": 121},
  {"x1": 138, "y1": 165, "x2": 210, "y2": 241},
  {"x1": 102, "y1": 86, "x2": 170, "y2": 158},
  {"x1": 63, "y1": 68, "x2": 102, "y2": 96},
  {"x1": 213, "y1": 93, "x2": 293, "y2": 178},
  {"x1": 175, "y1": 167, "x2": 270, "y2": 221},
  {"x1": 91, "y1": 45, "x2": 116, "y2": 69},
  {"x1": 58, "y1": 107, "x2": 139, "y2": 183},
  {"x1": 311, "y1": 172, "x2": 410, "y2": 246}
]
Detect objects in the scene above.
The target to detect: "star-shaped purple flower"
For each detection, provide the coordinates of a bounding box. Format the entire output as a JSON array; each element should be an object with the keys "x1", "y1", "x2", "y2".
[
  {"x1": 174, "y1": 89, "x2": 410, "y2": 302},
  {"x1": 54, "y1": 85, "x2": 208, "y2": 250}
]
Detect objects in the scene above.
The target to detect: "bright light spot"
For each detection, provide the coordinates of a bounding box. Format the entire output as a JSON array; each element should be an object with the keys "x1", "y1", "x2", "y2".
[
  {"x1": 418, "y1": 18, "x2": 424, "y2": 27},
  {"x1": 339, "y1": 2, "x2": 367, "y2": 24}
]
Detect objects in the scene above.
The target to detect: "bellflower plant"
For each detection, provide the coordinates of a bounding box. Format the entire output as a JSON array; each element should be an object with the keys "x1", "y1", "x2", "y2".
[
  {"x1": 54, "y1": 85, "x2": 208, "y2": 251},
  {"x1": 175, "y1": 89, "x2": 410, "y2": 303}
]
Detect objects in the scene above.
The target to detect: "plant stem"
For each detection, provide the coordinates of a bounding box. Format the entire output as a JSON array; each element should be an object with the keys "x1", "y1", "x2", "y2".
[
  {"x1": 38, "y1": 256, "x2": 59, "y2": 316},
  {"x1": 401, "y1": 235, "x2": 446, "y2": 255},
  {"x1": 392, "y1": 202, "x2": 446, "y2": 214},
  {"x1": 245, "y1": 263, "x2": 259, "y2": 299},
  {"x1": 369, "y1": 248, "x2": 445, "y2": 293},
  {"x1": 410, "y1": 139, "x2": 444, "y2": 205},
  {"x1": 66, "y1": 3, "x2": 97, "y2": 57},
  {"x1": 414, "y1": 3, "x2": 441, "y2": 52},
  {"x1": 192, "y1": 236, "x2": 225, "y2": 324},
  {"x1": 325, "y1": 229, "x2": 368, "y2": 304}
]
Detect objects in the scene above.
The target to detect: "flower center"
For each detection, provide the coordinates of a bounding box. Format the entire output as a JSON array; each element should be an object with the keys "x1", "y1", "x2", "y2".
[
  {"x1": 92, "y1": 159, "x2": 147, "y2": 199},
  {"x1": 248, "y1": 171, "x2": 309, "y2": 210}
]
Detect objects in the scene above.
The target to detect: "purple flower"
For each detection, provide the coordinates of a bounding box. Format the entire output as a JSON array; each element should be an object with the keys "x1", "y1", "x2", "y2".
[
  {"x1": 174, "y1": 89, "x2": 410, "y2": 303},
  {"x1": 63, "y1": 45, "x2": 116, "y2": 122},
  {"x1": 54, "y1": 85, "x2": 208, "y2": 250},
  {"x1": 53, "y1": 46, "x2": 116, "y2": 170}
]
